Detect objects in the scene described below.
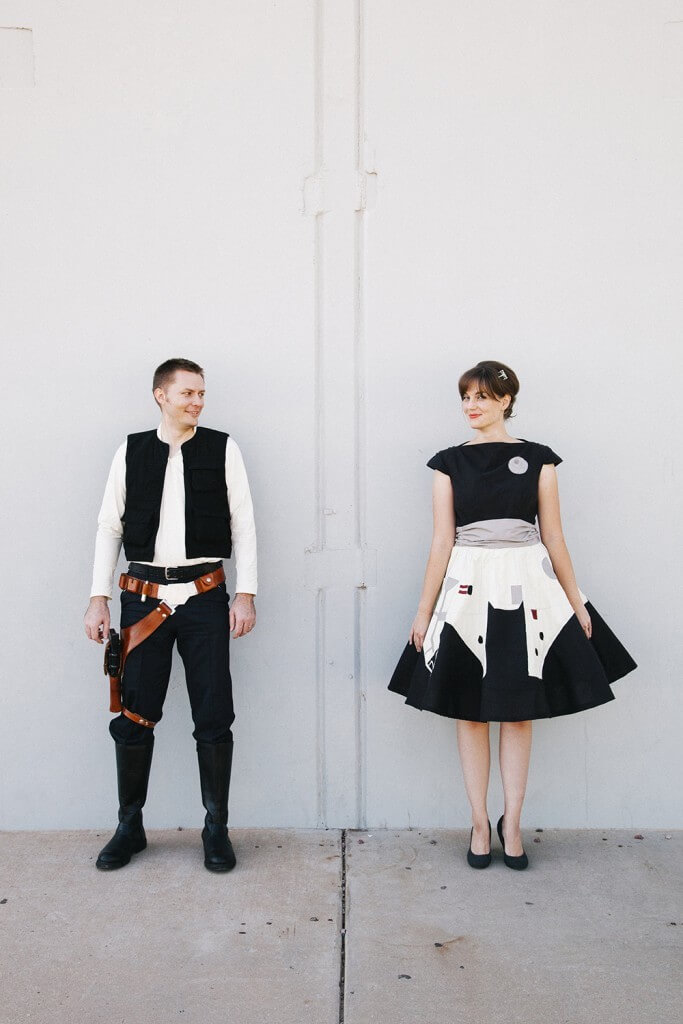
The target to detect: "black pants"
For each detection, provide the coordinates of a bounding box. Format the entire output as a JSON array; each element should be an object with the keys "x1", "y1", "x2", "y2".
[{"x1": 110, "y1": 584, "x2": 235, "y2": 747}]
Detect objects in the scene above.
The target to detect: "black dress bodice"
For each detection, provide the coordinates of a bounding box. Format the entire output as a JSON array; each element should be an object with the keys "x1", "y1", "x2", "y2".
[{"x1": 427, "y1": 440, "x2": 562, "y2": 526}]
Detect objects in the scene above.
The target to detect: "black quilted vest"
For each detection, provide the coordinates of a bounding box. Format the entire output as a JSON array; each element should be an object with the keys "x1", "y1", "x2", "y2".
[{"x1": 122, "y1": 427, "x2": 232, "y2": 561}]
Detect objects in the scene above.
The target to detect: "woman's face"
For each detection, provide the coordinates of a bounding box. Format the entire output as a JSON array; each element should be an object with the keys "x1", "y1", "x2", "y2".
[{"x1": 461, "y1": 382, "x2": 509, "y2": 430}]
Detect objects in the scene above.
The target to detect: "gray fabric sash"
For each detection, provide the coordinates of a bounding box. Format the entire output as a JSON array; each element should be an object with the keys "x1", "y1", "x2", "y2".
[{"x1": 455, "y1": 518, "x2": 541, "y2": 548}]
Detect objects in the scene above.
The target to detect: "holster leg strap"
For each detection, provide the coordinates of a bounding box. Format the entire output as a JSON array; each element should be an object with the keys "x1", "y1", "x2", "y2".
[{"x1": 122, "y1": 707, "x2": 157, "y2": 729}]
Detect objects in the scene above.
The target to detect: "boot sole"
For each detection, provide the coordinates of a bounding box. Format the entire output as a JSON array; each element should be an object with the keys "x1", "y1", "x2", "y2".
[
  {"x1": 204, "y1": 858, "x2": 236, "y2": 873},
  {"x1": 95, "y1": 837, "x2": 147, "y2": 871}
]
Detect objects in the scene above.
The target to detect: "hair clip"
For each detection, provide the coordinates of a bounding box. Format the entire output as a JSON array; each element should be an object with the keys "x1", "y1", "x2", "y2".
[{"x1": 498, "y1": 369, "x2": 508, "y2": 380}]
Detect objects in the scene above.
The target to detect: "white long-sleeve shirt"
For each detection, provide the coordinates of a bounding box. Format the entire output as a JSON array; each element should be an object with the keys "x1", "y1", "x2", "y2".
[{"x1": 90, "y1": 425, "x2": 257, "y2": 604}]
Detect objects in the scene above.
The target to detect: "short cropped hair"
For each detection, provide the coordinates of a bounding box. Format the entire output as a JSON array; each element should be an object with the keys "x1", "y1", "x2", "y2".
[
  {"x1": 458, "y1": 360, "x2": 519, "y2": 419},
  {"x1": 152, "y1": 358, "x2": 205, "y2": 395}
]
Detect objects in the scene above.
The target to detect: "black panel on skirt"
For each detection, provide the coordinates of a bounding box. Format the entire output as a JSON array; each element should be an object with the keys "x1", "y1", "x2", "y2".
[{"x1": 388, "y1": 601, "x2": 636, "y2": 723}]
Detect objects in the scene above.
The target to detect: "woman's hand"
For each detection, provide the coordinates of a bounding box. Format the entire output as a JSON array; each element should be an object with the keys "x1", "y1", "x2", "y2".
[
  {"x1": 410, "y1": 609, "x2": 432, "y2": 652},
  {"x1": 575, "y1": 605, "x2": 592, "y2": 639}
]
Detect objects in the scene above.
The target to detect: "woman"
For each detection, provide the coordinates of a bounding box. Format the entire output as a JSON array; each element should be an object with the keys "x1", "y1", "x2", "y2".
[{"x1": 388, "y1": 361, "x2": 636, "y2": 870}]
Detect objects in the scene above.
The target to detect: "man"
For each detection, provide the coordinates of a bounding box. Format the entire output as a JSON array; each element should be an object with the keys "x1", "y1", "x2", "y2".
[{"x1": 84, "y1": 358, "x2": 257, "y2": 872}]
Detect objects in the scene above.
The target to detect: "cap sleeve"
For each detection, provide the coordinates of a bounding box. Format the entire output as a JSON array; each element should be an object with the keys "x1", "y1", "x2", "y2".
[
  {"x1": 427, "y1": 450, "x2": 450, "y2": 474},
  {"x1": 539, "y1": 444, "x2": 562, "y2": 467}
]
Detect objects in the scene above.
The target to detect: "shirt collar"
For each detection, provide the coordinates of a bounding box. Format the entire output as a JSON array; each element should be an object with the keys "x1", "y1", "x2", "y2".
[{"x1": 157, "y1": 422, "x2": 197, "y2": 445}]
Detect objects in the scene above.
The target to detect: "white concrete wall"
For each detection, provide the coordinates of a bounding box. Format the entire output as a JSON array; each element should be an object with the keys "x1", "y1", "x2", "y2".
[{"x1": 1, "y1": 1, "x2": 680, "y2": 830}]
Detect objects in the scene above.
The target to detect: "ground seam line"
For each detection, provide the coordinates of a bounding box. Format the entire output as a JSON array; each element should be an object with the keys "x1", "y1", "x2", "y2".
[{"x1": 338, "y1": 829, "x2": 347, "y2": 1023}]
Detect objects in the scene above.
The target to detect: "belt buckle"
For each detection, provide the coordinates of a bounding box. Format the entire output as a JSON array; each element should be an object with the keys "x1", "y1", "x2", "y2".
[{"x1": 164, "y1": 566, "x2": 179, "y2": 582}]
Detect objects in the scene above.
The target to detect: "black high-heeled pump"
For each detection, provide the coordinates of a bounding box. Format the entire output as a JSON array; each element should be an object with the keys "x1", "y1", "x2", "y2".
[
  {"x1": 496, "y1": 815, "x2": 529, "y2": 870},
  {"x1": 467, "y1": 819, "x2": 492, "y2": 869}
]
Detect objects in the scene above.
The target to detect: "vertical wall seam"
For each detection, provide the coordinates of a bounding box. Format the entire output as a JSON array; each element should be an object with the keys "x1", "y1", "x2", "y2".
[
  {"x1": 314, "y1": 0, "x2": 324, "y2": 171},
  {"x1": 316, "y1": 588, "x2": 327, "y2": 827},
  {"x1": 353, "y1": 0, "x2": 368, "y2": 829},
  {"x1": 354, "y1": 587, "x2": 367, "y2": 828},
  {"x1": 312, "y1": 0, "x2": 368, "y2": 829},
  {"x1": 354, "y1": 0, "x2": 364, "y2": 173},
  {"x1": 353, "y1": 201, "x2": 367, "y2": 828},
  {"x1": 313, "y1": 0, "x2": 326, "y2": 828},
  {"x1": 313, "y1": 0, "x2": 325, "y2": 554},
  {"x1": 315, "y1": 211, "x2": 325, "y2": 552},
  {"x1": 337, "y1": 829, "x2": 348, "y2": 1022}
]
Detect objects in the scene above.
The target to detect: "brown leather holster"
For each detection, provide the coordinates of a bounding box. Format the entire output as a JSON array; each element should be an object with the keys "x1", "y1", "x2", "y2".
[{"x1": 105, "y1": 566, "x2": 226, "y2": 728}]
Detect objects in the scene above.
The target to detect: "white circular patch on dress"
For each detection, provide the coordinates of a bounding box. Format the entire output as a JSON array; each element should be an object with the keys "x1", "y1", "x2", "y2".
[{"x1": 508, "y1": 456, "x2": 528, "y2": 475}]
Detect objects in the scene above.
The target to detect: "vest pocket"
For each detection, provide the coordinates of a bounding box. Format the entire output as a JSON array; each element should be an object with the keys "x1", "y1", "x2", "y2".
[
  {"x1": 122, "y1": 510, "x2": 156, "y2": 548},
  {"x1": 193, "y1": 510, "x2": 230, "y2": 547},
  {"x1": 186, "y1": 455, "x2": 230, "y2": 553}
]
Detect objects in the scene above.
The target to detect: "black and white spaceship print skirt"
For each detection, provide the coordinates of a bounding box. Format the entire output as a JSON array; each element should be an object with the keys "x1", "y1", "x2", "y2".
[{"x1": 388, "y1": 542, "x2": 636, "y2": 722}]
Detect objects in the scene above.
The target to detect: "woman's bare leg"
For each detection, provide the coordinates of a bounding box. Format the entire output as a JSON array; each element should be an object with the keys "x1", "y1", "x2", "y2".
[
  {"x1": 456, "y1": 720, "x2": 491, "y2": 854},
  {"x1": 499, "y1": 721, "x2": 532, "y2": 856}
]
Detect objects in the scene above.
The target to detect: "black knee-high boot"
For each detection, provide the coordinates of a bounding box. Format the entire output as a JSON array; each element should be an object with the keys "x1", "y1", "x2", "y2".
[
  {"x1": 197, "y1": 740, "x2": 236, "y2": 872},
  {"x1": 96, "y1": 740, "x2": 154, "y2": 871}
]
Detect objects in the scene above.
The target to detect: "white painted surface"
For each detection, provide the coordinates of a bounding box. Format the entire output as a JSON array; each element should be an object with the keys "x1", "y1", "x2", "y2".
[
  {"x1": 363, "y1": 0, "x2": 683, "y2": 828},
  {"x1": 0, "y1": 0, "x2": 319, "y2": 830},
  {"x1": 0, "y1": 1, "x2": 680, "y2": 829}
]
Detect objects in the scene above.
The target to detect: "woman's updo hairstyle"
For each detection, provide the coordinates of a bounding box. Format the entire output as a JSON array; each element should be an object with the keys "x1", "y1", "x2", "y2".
[{"x1": 458, "y1": 360, "x2": 520, "y2": 419}]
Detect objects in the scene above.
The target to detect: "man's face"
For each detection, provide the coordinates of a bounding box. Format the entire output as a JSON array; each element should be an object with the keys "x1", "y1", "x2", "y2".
[{"x1": 155, "y1": 370, "x2": 205, "y2": 428}]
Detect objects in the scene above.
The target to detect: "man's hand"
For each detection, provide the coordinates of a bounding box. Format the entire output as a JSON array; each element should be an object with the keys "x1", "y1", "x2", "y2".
[
  {"x1": 230, "y1": 593, "x2": 256, "y2": 639},
  {"x1": 85, "y1": 596, "x2": 110, "y2": 644}
]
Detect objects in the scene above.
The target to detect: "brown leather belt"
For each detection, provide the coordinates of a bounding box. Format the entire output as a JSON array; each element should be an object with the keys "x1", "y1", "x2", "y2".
[
  {"x1": 112, "y1": 566, "x2": 226, "y2": 728},
  {"x1": 119, "y1": 566, "x2": 226, "y2": 602}
]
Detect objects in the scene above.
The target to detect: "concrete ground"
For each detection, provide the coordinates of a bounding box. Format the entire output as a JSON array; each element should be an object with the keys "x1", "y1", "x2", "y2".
[{"x1": 1, "y1": 829, "x2": 681, "y2": 1024}]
